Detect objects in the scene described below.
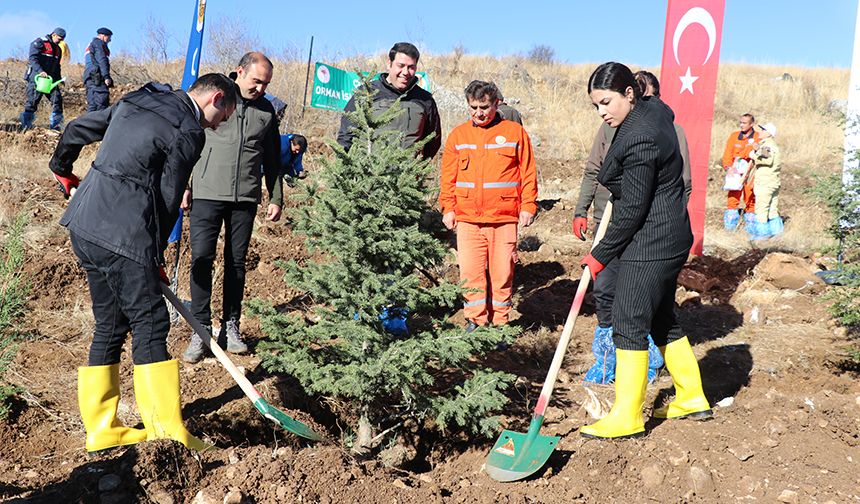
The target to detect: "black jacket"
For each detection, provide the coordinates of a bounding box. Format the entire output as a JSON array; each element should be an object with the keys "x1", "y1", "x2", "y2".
[
  {"x1": 337, "y1": 75, "x2": 441, "y2": 160},
  {"x1": 27, "y1": 35, "x2": 62, "y2": 80},
  {"x1": 83, "y1": 37, "x2": 111, "y2": 85},
  {"x1": 50, "y1": 84, "x2": 205, "y2": 266},
  {"x1": 591, "y1": 97, "x2": 693, "y2": 264}
]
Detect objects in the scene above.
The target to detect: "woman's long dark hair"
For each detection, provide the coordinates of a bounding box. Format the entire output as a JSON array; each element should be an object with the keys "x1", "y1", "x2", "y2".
[{"x1": 588, "y1": 62, "x2": 641, "y2": 100}]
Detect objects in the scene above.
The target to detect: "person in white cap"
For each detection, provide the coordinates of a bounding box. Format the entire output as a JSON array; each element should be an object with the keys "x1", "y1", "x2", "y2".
[{"x1": 748, "y1": 122, "x2": 782, "y2": 238}]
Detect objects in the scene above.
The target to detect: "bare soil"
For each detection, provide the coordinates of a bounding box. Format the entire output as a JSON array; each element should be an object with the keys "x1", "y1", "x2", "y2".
[{"x1": 1, "y1": 124, "x2": 859, "y2": 504}]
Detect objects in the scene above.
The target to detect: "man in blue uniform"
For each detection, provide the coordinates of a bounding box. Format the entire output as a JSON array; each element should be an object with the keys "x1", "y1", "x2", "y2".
[
  {"x1": 83, "y1": 27, "x2": 114, "y2": 112},
  {"x1": 20, "y1": 27, "x2": 66, "y2": 130}
]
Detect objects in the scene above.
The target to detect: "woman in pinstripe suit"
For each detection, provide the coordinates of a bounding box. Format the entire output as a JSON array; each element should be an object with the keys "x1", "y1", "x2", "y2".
[{"x1": 579, "y1": 62, "x2": 712, "y2": 439}]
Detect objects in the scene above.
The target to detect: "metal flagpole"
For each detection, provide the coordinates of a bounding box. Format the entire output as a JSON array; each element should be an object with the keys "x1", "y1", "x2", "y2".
[{"x1": 301, "y1": 36, "x2": 314, "y2": 119}]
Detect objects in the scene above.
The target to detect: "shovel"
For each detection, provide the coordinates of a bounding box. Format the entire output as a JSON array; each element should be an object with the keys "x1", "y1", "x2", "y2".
[
  {"x1": 160, "y1": 283, "x2": 324, "y2": 441},
  {"x1": 485, "y1": 201, "x2": 612, "y2": 482}
]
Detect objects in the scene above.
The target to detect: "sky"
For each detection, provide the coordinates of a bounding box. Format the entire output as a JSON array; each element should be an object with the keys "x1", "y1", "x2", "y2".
[{"x1": 0, "y1": 0, "x2": 857, "y2": 68}]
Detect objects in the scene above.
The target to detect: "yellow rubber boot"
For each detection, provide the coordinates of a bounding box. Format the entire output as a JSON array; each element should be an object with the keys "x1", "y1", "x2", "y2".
[
  {"x1": 653, "y1": 337, "x2": 712, "y2": 420},
  {"x1": 133, "y1": 360, "x2": 211, "y2": 451},
  {"x1": 78, "y1": 364, "x2": 148, "y2": 452},
  {"x1": 580, "y1": 349, "x2": 649, "y2": 439}
]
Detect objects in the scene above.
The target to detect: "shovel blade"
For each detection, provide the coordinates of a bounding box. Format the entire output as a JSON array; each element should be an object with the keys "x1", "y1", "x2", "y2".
[
  {"x1": 815, "y1": 269, "x2": 854, "y2": 286},
  {"x1": 253, "y1": 398, "x2": 325, "y2": 441},
  {"x1": 485, "y1": 428, "x2": 560, "y2": 482}
]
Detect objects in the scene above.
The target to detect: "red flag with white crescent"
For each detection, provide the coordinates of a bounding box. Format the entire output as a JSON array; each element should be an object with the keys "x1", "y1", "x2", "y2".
[{"x1": 659, "y1": 0, "x2": 726, "y2": 256}]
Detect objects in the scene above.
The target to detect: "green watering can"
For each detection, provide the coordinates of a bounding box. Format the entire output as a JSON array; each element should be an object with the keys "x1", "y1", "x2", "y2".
[{"x1": 34, "y1": 75, "x2": 64, "y2": 94}]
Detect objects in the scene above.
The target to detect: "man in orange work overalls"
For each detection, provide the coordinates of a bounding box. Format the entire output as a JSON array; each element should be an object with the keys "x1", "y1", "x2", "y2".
[
  {"x1": 440, "y1": 80, "x2": 538, "y2": 331},
  {"x1": 722, "y1": 113, "x2": 760, "y2": 230}
]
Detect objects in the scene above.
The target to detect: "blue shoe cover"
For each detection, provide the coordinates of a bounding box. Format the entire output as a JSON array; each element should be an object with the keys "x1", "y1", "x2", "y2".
[
  {"x1": 723, "y1": 210, "x2": 740, "y2": 230},
  {"x1": 768, "y1": 217, "x2": 784, "y2": 235},
  {"x1": 646, "y1": 335, "x2": 664, "y2": 383},
  {"x1": 584, "y1": 326, "x2": 616, "y2": 384}
]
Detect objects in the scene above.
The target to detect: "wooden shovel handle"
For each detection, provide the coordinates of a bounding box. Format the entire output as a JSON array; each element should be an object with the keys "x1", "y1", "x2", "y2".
[
  {"x1": 160, "y1": 283, "x2": 263, "y2": 403},
  {"x1": 533, "y1": 200, "x2": 613, "y2": 417}
]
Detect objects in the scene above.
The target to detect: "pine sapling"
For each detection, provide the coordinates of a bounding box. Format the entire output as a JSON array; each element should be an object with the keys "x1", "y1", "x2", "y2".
[{"x1": 250, "y1": 75, "x2": 516, "y2": 455}]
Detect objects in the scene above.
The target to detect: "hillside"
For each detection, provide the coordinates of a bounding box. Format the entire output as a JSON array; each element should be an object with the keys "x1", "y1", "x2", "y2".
[{"x1": 0, "y1": 56, "x2": 857, "y2": 503}]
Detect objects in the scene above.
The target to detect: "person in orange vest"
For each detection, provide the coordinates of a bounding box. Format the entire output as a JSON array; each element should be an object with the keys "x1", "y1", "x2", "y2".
[
  {"x1": 440, "y1": 80, "x2": 538, "y2": 331},
  {"x1": 721, "y1": 113, "x2": 760, "y2": 230}
]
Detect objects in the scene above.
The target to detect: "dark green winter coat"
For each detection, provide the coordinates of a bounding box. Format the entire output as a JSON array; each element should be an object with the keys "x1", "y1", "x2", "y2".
[{"x1": 190, "y1": 92, "x2": 283, "y2": 206}]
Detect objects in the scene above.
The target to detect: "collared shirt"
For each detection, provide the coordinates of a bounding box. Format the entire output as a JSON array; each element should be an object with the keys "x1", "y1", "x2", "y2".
[{"x1": 187, "y1": 93, "x2": 201, "y2": 122}]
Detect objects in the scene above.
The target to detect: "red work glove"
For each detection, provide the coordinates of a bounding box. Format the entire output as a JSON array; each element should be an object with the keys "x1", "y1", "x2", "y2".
[
  {"x1": 572, "y1": 217, "x2": 588, "y2": 241},
  {"x1": 53, "y1": 173, "x2": 80, "y2": 199},
  {"x1": 158, "y1": 266, "x2": 170, "y2": 285},
  {"x1": 580, "y1": 254, "x2": 605, "y2": 281}
]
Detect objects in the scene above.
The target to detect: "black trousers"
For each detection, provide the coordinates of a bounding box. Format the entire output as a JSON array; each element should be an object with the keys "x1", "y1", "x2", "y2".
[
  {"x1": 189, "y1": 200, "x2": 256, "y2": 326},
  {"x1": 593, "y1": 256, "x2": 619, "y2": 328},
  {"x1": 612, "y1": 254, "x2": 687, "y2": 351},
  {"x1": 85, "y1": 82, "x2": 110, "y2": 112},
  {"x1": 24, "y1": 80, "x2": 62, "y2": 114},
  {"x1": 70, "y1": 232, "x2": 170, "y2": 366}
]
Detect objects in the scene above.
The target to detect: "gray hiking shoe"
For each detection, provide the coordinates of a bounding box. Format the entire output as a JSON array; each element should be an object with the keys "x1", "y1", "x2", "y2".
[
  {"x1": 182, "y1": 325, "x2": 211, "y2": 363},
  {"x1": 224, "y1": 318, "x2": 248, "y2": 354}
]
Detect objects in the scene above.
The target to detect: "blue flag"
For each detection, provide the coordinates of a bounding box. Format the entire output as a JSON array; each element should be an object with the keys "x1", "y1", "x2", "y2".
[{"x1": 169, "y1": 0, "x2": 208, "y2": 244}]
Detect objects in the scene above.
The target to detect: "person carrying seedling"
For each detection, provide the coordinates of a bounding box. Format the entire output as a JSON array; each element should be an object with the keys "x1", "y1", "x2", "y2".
[
  {"x1": 440, "y1": 80, "x2": 537, "y2": 331},
  {"x1": 721, "y1": 113, "x2": 760, "y2": 230},
  {"x1": 49, "y1": 74, "x2": 237, "y2": 452},
  {"x1": 747, "y1": 122, "x2": 782, "y2": 239},
  {"x1": 19, "y1": 27, "x2": 66, "y2": 130},
  {"x1": 579, "y1": 62, "x2": 711, "y2": 440}
]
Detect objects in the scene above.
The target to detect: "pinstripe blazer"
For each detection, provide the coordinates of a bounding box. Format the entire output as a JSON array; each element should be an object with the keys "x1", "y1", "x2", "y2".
[{"x1": 590, "y1": 97, "x2": 693, "y2": 264}]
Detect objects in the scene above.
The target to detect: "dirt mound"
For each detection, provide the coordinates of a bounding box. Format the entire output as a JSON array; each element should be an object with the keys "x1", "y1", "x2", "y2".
[{"x1": 753, "y1": 252, "x2": 827, "y2": 293}]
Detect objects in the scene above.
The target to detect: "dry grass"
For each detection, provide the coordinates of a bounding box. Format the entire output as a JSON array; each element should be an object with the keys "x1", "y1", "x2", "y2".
[{"x1": 0, "y1": 53, "x2": 849, "y2": 259}]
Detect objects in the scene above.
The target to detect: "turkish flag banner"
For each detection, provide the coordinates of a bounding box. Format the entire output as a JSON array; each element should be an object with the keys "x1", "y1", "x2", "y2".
[{"x1": 659, "y1": 0, "x2": 726, "y2": 256}]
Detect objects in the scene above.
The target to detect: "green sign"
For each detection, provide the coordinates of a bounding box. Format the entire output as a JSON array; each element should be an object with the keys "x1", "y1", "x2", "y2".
[{"x1": 310, "y1": 62, "x2": 431, "y2": 111}]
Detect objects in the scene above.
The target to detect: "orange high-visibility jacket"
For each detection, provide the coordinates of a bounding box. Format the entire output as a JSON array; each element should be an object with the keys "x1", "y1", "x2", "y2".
[
  {"x1": 440, "y1": 118, "x2": 537, "y2": 224},
  {"x1": 721, "y1": 129, "x2": 760, "y2": 168}
]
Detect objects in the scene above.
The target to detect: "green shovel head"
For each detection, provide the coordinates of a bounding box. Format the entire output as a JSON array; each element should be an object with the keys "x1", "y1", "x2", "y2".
[
  {"x1": 485, "y1": 417, "x2": 559, "y2": 482},
  {"x1": 254, "y1": 398, "x2": 325, "y2": 441}
]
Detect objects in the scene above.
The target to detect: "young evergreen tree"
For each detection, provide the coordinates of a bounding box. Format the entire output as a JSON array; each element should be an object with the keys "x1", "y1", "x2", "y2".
[{"x1": 250, "y1": 76, "x2": 516, "y2": 453}]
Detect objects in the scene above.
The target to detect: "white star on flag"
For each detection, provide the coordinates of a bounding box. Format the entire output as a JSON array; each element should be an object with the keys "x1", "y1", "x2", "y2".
[{"x1": 679, "y1": 67, "x2": 699, "y2": 94}]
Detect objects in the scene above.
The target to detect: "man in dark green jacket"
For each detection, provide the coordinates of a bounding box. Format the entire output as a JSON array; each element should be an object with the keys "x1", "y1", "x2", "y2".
[
  {"x1": 182, "y1": 52, "x2": 283, "y2": 363},
  {"x1": 336, "y1": 42, "x2": 441, "y2": 161}
]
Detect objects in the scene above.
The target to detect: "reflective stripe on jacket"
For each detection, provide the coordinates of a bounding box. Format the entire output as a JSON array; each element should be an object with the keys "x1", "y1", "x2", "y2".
[
  {"x1": 28, "y1": 35, "x2": 62, "y2": 80},
  {"x1": 440, "y1": 117, "x2": 537, "y2": 224}
]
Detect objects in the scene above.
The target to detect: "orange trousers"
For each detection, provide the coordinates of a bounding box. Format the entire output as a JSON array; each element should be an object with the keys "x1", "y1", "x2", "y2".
[
  {"x1": 726, "y1": 176, "x2": 755, "y2": 212},
  {"x1": 456, "y1": 221, "x2": 517, "y2": 326}
]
